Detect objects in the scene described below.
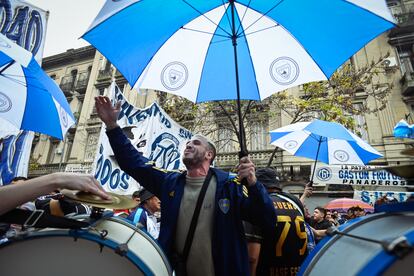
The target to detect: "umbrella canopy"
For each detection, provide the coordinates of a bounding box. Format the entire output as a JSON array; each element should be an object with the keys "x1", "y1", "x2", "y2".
[
  {"x1": 83, "y1": 0, "x2": 395, "y2": 154},
  {"x1": 270, "y1": 120, "x2": 382, "y2": 165},
  {"x1": 393, "y1": 119, "x2": 414, "y2": 139},
  {"x1": 0, "y1": 34, "x2": 75, "y2": 140},
  {"x1": 83, "y1": 0, "x2": 395, "y2": 101},
  {"x1": 325, "y1": 198, "x2": 374, "y2": 213}
]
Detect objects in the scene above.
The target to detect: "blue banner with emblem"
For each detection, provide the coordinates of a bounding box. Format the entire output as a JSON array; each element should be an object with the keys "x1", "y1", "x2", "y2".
[{"x1": 93, "y1": 82, "x2": 192, "y2": 195}]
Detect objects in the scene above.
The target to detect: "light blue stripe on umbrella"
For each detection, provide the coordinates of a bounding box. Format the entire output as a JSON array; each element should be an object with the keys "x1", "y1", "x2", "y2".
[
  {"x1": 304, "y1": 120, "x2": 355, "y2": 141},
  {"x1": 348, "y1": 140, "x2": 382, "y2": 164},
  {"x1": 240, "y1": 0, "x2": 395, "y2": 77},
  {"x1": 270, "y1": 131, "x2": 293, "y2": 142},
  {"x1": 197, "y1": 5, "x2": 260, "y2": 102},
  {"x1": 20, "y1": 59, "x2": 74, "y2": 138},
  {"x1": 83, "y1": 0, "x2": 223, "y2": 86},
  {"x1": 0, "y1": 52, "x2": 13, "y2": 68},
  {"x1": 294, "y1": 135, "x2": 330, "y2": 164}
]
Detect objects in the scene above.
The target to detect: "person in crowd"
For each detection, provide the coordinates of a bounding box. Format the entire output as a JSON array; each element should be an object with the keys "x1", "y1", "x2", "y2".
[
  {"x1": 346, "y1": 206, "x2": 356, "y2": 220},
  {"x1": 325, "y1": 210, "x2": 339, "y2": 226},
  {"x1": 299, "y1": 183, "x2": 313, "y2": 206},
  {"x1": 309, "y1": 207, "x2": 332, "y2": 243},
  {"x1": 132, "y1": 190, "x2": 141, "y2": 205},
  {"x1": 335, "y1": 211, "x2": 347, "y2": 225},
  {"x1": 95, "y1": 96, "x2": 275, "y2": 276},
  {"x1": 374, "y1": 195, "x2": 399, "y2": 209},
  {"x1": 127, "y1": 189, "x2": 161, "y2": 239},
  {"x1": 353, "y1": 206, "x2": 366, "y2": 218},
  {"x1": 0, "y1": 172, "x2": 109, "y2": 215},
  {"x1": 245, "y1": 168, "x2": 308, "y2": 276}
]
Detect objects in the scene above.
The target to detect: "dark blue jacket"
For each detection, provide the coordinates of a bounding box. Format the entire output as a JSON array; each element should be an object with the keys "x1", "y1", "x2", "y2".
[{"x1": 107, "y1": 127, "x2": 275, "y2": 275}]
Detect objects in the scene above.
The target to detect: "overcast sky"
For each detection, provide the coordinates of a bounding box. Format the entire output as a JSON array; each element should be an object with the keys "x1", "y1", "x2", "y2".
[{"x1": 32, "y1": 0, "x2": 105, "y2": 57}]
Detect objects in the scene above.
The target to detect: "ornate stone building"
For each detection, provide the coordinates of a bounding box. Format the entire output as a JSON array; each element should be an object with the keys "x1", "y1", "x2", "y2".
[{"x1": 29, "y1": 1, "x2": 414, "y2": 208}]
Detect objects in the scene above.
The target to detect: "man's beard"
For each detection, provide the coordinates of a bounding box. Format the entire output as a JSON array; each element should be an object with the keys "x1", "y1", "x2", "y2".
[{"x1": 183, "y1": 151, "x2": 204, "y2": 169}]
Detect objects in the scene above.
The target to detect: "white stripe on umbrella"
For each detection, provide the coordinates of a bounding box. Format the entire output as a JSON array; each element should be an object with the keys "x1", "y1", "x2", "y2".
[
  {"x1": 345, "y1": 0, "x2": 395, "y2": 22},
  {"x1": 327, "y1": 139, "x2": 364, "y2": 165},
  {"x1": 137, "y1": 5, "x2": 227, "y2": 102},
  {"x1": 270, "y1": 129, "x2": 311, "y2": 155},
  {"x1": 52, "y1": 98, "x2": 76, "y2": 139},
  {"x1": 0, "y1": 62, "x2": 27, "y2": 127},
  {"x1": 235, "y1": 3, "x2": 327, "y2": 99}
]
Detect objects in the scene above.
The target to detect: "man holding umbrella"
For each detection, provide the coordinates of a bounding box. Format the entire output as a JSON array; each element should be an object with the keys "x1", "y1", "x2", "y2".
[{"x1": 95, "y1": 96, "x2": 275, "y2": 276}]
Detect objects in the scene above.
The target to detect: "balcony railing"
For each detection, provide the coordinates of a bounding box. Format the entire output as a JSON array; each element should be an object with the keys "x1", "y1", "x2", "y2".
[
  {"x1": 400, "y1": 71, "x2": 414, "y2": 96},
  {"x1": 97, "y1": 68, "x2": 113, "y2": 82},
  {"x1": 59, "y1": 76, "x2": 75, "y2": 95},
  {"x1": 29, "y1": 162, "x2": 93, "y2": 177},
  {"x1": 75, "y1": 72, "x2": 90, "y2": 93},
  {"x1": 394, "y1": 12, "x2": 414, "y2": 25}
]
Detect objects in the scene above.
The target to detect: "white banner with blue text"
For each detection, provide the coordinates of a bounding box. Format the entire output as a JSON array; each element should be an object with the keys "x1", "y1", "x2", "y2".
[
  {"x1": 93, "y1": 82, "x2": 192, "y2": 195},
  {"x1": 354, "y1": 190, "x2": 414, "y2": 205},
  {"x1": 312, "y1": 164, "x2": 407, "y2": 187}
]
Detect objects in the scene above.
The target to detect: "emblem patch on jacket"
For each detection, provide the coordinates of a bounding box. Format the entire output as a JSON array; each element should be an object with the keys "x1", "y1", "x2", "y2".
[{"x1": 219, "y1": 198, "x2": 230, "y2": 214}]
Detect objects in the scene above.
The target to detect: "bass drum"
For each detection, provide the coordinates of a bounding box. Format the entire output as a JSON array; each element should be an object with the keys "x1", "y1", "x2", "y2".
[
  {"x1": 299, "y1": 202, "x2": 414, "y2": 276},
  {"x1": 0, "y1": 215, "x2": 172, "y2": 276}
]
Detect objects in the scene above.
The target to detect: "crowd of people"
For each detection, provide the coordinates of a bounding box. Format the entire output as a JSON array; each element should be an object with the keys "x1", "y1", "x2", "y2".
[{"x1": 0, "y1": 96, "x2": 411, "y2": 276}]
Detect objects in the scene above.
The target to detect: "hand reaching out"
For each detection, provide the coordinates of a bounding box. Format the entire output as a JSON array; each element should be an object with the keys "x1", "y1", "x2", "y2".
[{"x1": 94, "y1": 96, "x2": 121, "y2": 130}]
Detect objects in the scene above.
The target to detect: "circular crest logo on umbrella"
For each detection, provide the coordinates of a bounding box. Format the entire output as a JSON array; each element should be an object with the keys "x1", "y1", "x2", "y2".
[
  {"x1": 0, "y1": 38, "x2": 11, "y2": 49},
  {"x1": 333, "y1": 150, "x2": 350, "y2": 162},
  {"x1": 269, "y1": 57, "x2": 299, "y2": 85},
  {"x1": 0, "y1": 92, "x2": 12, "y2": 112},
  {"x1": 284, "y1": 140, "x2": 298, "y2": 150},
  {"x1": 161, "y1": 62, "x2": 188, "y2": 91},
  {"x1": 316, "y1": 167, "x2": 332, "y2": 181},
  {"x1": 59, "y1": 106, "x2": 69, "y2": 128}
]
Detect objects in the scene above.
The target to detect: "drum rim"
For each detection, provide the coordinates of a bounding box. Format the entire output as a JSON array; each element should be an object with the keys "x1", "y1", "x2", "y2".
[
  {"x1": 299, "y1": 212, "x2": 413, "y2": 275},
  {"x1": 103, "y1": 216, "x2": 172, "y2": 275}
]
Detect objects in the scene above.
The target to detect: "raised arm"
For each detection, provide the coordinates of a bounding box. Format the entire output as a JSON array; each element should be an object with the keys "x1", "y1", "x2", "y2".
[{"x1": 95, "y1": 96, "x2": 167, "y2": 196}]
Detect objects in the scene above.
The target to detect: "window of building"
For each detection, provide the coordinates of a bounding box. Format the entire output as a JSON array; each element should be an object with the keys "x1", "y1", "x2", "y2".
[
  {"x1": 249, "y1": 121, "x2": 267, "y2": 151},
  {"x1": 84, "y1": 131, "x2": 100, "y2": 162},
  {"x1": 398, "y1": 49, "x2": 414, "y2": 75},
  {"x1": 47, "y1": 140, "x2": 60, "y2": 164},
  {"x1": 217, "y1": 125, "x2": 236, "y2": 153},
  {"x1": 353, "y1": 103, "x2": 369, "y2": 141}
]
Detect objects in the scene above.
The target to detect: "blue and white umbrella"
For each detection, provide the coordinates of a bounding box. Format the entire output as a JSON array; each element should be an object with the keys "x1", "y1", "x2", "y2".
[
  {"x1": 270, "y1": 120, "x2": 383, "y2": 181},
  {"x1": 393, "y1": 119, "x2": 414, "y2": 139},
  {"x1": 0, "y1": 34, "x2": 75, "y2": 140},
  {"x1": 83, "y1": 0, "x2": 395, "y2": 154}
]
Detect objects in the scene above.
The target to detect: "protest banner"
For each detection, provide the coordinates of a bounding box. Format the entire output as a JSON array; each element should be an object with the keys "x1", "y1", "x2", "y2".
[
  {"x1": 93, "y1": 82, "x2": 192, "y2": 195},
  {"x1": 0, "y1": 0, "x2": 48, "y2": 185},
  {"x1": 312, "y1": 164, "x2": 407, "y2": 187},
  {"x1": 354, "y1": 190, "x2": 414, "y2": 205}
]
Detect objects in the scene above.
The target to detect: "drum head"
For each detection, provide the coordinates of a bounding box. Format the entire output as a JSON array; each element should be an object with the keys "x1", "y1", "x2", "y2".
[
  {"x1": 0, "y1": 235, "x2": 145, "y2": 276},
  {"x1": 301, "y1": 212, "x2": 414, "y2": 276}
]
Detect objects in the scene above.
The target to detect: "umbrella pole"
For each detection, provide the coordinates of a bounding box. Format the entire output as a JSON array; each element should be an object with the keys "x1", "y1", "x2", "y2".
[
  {"x1": 309, "y1": 137, "x2": 322, "y2": 185},
  {"x1": 230, "y1": 0, "x2": 248, "y2": 159}
]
